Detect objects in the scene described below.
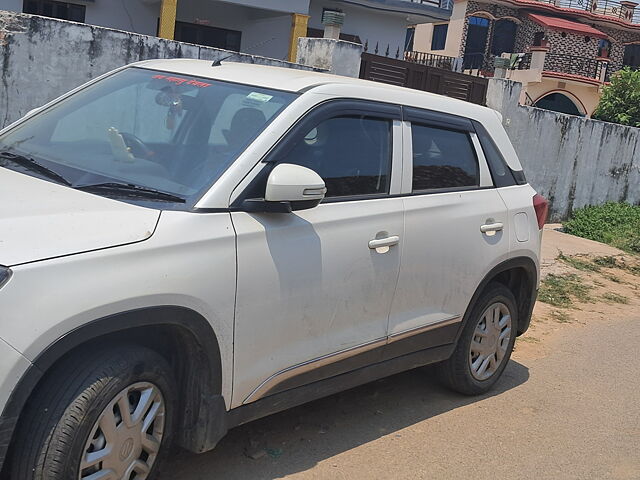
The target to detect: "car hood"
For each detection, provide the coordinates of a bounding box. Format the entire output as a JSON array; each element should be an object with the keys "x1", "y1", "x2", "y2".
[{"x1": 0, "y1": 168, "x2": 161, "y2": 266}]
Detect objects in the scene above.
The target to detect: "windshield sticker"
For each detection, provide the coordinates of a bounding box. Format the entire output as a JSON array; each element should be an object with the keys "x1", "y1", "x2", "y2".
[
  {"x1": 151, "y1": 74, "x2": 212, "y2": 88},
  {"x1": 246, "y1": 92, "x2": 273, "y2": 102}
]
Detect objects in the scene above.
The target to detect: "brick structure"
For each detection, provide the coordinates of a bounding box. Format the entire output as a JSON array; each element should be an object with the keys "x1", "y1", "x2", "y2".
[{"x1": 414, "y1": 0, "x2": 640, "y2": 115}]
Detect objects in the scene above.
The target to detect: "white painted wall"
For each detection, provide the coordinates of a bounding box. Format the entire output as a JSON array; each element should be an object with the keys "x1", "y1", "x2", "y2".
[
  {"x1": 217, "y1": 0, "x2": 310, "y2": 14},
  {"x1": 0, "y1": 0, "x2": 160, "y2": 35},
  {"x1": 176, "y1": 0, "x2": 292, "y2": 59},
  {"x1": 0, "y1": 0, "x2": 21, "y2": 14},
  {"x1": 308, "y1": 0, "x2": 412, "y2": 54},
  {"x1": 84, "y1": 1, "x2": 159, "y2": 35}
]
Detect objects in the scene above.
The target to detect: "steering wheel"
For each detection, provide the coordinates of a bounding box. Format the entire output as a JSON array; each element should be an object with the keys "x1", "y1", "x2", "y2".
[{"x1": 119, "y1": 132, "x2": 154, "y2": 160}]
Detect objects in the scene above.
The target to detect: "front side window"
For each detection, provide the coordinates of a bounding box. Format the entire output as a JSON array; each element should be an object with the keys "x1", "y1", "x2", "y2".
[
  {"x1": 0, "y1": 68, "x2": 296, "y2": 204},
  {"x1": 278, "y1": 115, "x2": 393, "y2": 198},
  {"x1": 411, "y1": 124, "x2": 478, "y2": 191}
]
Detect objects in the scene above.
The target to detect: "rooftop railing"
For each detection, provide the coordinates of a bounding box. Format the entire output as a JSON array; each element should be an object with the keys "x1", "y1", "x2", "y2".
[
  {"x1": 404, "y1": 0, "x2": 454, "y2": 9},
  {"x1": 533, "y1": 0, "x2": 640, "y2": 24}
]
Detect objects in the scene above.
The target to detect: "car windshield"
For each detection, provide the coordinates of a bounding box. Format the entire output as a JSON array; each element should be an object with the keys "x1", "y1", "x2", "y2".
[{"x1": 0, "y1": 67, "x2": 297, "y2": 204}]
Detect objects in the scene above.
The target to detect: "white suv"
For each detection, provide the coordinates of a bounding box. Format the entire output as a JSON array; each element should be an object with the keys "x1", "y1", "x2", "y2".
[{"x1": 0, "y1": 60, "x2": 548, "y2": 480}]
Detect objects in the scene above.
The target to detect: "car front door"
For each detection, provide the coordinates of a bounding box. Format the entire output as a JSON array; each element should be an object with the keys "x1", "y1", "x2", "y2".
[
  {"x1": 386, "y1": 108, "x2": 510, "y2": 357},
  {"x1": 230, "y1": 100, "x2": 404, "y2": 407}
]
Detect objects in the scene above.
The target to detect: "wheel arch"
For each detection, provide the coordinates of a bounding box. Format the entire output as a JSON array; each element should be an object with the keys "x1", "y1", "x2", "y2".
[
  {"x1": 460, "y1": 256, "x2": 538, "y2": 338},
  {"x1": 0, "y1": 306, "x2": 228, "y2": 475}
]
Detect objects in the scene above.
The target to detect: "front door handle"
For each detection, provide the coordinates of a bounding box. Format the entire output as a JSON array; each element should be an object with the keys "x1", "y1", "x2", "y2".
[
  {"x1": 369, "y1": 235, "x2": 400, "y2": 249},
  {"x1": 480, "y1": 222, "x2": 504, "y2": 234}
]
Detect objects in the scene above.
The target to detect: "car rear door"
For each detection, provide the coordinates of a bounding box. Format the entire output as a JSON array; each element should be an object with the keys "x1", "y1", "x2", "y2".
[
  {"x1": 386, "y1": 108, "x2": 511, "y2": 357},
  {"x1": 230, "y1": 100, "x2": 404, "y2": 408}
]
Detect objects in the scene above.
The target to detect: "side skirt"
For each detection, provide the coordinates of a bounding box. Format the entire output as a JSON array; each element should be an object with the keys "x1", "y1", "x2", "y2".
[{"x1": 226, "y1": 342, "x2": 455, "y2": 429}]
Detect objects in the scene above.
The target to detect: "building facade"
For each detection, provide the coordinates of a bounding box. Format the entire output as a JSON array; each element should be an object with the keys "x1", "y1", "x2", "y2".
[
  {"x1": 1, "y1": 0, "x2": 452, "y2": 61},
  {"x1": 413, "y1": 0, "x2": 640, "y2": 116}
]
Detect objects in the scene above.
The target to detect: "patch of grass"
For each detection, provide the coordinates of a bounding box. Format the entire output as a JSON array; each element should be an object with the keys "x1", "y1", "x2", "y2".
[
  {"x1": 605, "y1": 274, "x2": 624, "y2": 284},
  {"x1": 563, "y1": 202, "x2": 640, "y2": 255},
  {"x1": 548, "y1": 310, "x2": 572, "y2": 323},
  {"x1": 592, "y1": 255, "x2": 620, "y2": 268},
  {"x1": 557, "y1": 252, "x2": 600, "y2": 271},
  {"x1": 538, "y1": 273, "x2": 593, "y2": 308},
  {"x1": 602, "y1": 292, "x2": 629, "y2": 304},
  {"x1": 518, "y1": 336, "x2": 540, "y2": 344}
]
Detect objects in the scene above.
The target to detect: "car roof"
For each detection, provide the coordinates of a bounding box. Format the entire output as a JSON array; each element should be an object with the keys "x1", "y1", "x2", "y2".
[
  {"x1": 133, "y1": 59, "x2": 486, "y2": 113},
  {"x1": 131, "y1": 59, "x2": 523, "y2": 172}
]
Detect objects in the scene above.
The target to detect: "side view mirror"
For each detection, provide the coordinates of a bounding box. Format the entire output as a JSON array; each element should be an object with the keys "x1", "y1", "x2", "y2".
[{"x1": 242, "y1": 163, "x2": 326, "y2": 213}]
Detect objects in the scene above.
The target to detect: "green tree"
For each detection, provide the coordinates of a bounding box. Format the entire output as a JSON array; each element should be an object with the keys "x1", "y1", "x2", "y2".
[{"x1": 592, "y1": 67, "x2": 640, "y2": 127}]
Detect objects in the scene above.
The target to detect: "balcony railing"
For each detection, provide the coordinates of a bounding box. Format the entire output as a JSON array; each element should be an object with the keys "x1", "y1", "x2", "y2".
[
  {"x1": 544, "y1": 53, "x2": 610, "y2": 80},
  {"x1": 404, "y1": 0, "x2": 454, "y2": 9},
  {"x1": 405, "y1": 51, "x2": 458, "y2": 69},
  {"x1": 533, "y1": 0, "x2": 640, "y2": 24}
]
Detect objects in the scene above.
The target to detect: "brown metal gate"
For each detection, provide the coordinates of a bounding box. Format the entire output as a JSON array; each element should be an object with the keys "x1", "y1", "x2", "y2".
[{"x1": 359, "y1": 52, "x2": 488, "y2": 105}]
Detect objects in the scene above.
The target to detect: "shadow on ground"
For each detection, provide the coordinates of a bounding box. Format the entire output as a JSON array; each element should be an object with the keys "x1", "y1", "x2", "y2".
[{"x1": 160, "y1": 361, "x2": 529, "y2": 479}]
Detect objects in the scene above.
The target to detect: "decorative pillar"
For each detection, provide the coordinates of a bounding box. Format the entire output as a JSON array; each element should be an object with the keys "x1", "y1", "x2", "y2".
[
  {"x1": 288, "y1": 13, "x2": 310, "y2": 62},
  {"x1": 158, "y1": 0, "x2": 178, "y2": 40},
  {"x1": 596, "y1": 57, "x2": 610, "y2": 82},
  {"x1": 530, "y1": 45, "x2": 549, "y2": 72},
  {"x1": 620, "y1": 1, "x2": 638, "y2": 21}
]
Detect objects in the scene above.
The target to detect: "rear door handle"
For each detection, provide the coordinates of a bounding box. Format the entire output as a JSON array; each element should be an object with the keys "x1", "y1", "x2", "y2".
[
  {"x1": 480, "y1": 222, "x2": 504, "y2": 234},
  {"x1": 369, "y1": 235, "x2": 400, "y2": 249}
]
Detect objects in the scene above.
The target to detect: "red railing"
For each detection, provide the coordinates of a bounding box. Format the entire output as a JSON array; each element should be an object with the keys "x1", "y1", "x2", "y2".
[{"x1": 534, "y1": 0, "x2": 640, "y2": 24}]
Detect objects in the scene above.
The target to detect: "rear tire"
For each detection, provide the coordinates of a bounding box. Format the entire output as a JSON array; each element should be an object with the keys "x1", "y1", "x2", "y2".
[
  {"x1": 438, "y1": 283, "x2": 518, "y2": 395},
  {"x1": 10, "y1": 345, "x2": 176, "y2": 480}
]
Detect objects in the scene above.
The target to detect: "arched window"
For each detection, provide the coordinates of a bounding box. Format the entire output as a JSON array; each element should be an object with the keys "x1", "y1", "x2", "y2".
[
  {"x1": 598, "y1": 39, "x2": 611, "y2": 58},
  {"x1": 463, "y1": 16, "x2": 491, "y2": 69},
  {"x1": 491, "y1": 19, "x2": 518, "y2": 56},
  {"x1": 533, "y1": 93, "x2": 584, "y2": 116}
]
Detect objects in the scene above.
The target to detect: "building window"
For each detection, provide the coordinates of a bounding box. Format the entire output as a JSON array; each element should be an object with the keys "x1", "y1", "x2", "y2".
[
  {"x1": 533, "y1": 32, "x2": 545, "y2": 46},
  {"x1": 463, "y1": 16, "x2": 490, "y2": 69},
  {"x1": 405, "y1": 26, "x2": 416, "y2": 52},
  {"x1": 23, "y1": 0, "x2": 86, "y2": 22},
  {"x1": 305, "y1": 27, "x2": 361, "y2": 44},
  {"x1": 431, "y1": 24, "x2": 448, "y2": 50},
  {"x1": 598, "y1": 39, "x2": 611, "y2": 58},
  {"x1": 623, "y1": 44, "x2": 640, "y2": 68},
  {"x1": 491, "y1": 19, "x2": 517, "y2": 56},
  {"x1": 174, "y1": 21, "x2": 242, "y2": 52}
]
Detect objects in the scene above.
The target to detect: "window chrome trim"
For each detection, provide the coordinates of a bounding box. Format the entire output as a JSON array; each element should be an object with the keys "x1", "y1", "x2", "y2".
[{"x1": 242, "y1": 314, "x2": 462, "y2": 404}]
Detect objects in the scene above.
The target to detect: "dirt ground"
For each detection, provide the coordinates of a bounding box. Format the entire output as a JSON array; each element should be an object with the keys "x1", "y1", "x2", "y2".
[{"x1": 161, "y1": 226, "x2": 640, "y2": 480}]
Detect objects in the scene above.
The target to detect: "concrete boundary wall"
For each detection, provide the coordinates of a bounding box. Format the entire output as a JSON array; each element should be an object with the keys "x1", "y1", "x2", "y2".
[
  {"x1": 0, "y1": 11, "x2": 314, "y2": 128},
  {"x1": 486, "y1": 79, "x2": 640, "y2": 221}
]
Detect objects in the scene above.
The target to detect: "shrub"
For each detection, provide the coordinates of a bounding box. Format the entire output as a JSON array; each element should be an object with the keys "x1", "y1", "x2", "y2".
[
  {"x1": 564, "y1": 202, "x2": 640, "y2": 254},
  {"x1": 592, "y1": 67, "x2": 640, "y2": 127}
]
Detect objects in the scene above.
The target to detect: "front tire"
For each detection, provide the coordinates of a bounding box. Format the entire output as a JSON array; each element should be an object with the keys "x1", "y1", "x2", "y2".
[
  {"x1": 10, "y1": 346, "x2": 176, "y2": 480},
  {"x1": 438, "y1": 283, "x2": 518, "y2": 395}
]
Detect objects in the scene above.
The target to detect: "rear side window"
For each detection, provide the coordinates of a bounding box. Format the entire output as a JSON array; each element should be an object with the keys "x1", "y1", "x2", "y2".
[
  {"x1": 411, "y1": 124, "x2": 478, "y2": 191},
  {"x1": 279, "y1": 115, "x2": 392, "y2": 198}
]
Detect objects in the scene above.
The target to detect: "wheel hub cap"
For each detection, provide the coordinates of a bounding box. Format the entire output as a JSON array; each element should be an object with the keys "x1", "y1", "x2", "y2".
[
  {"x1": 79, "y1": 382, "x2": 165, "y2": 480},
  {"x1": 469, "y1": 302, "x2": 512, "y2": 381}
]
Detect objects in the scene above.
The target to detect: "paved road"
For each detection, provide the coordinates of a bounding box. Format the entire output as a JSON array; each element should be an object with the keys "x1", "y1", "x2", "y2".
[{"x1": 161, "y1": 315, "x2": 640, "y2": 480}]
